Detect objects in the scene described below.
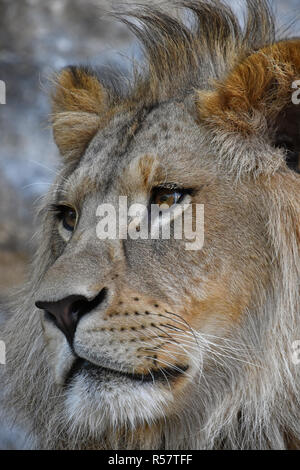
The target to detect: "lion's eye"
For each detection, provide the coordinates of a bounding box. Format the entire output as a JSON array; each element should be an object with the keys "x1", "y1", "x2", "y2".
[
  {"x1": 51, "y1": 204, "x2": 77, "y2": 233},
  {"x1": 62, "y1": 208, "x2": 77, "y2": 231},
  {"x1": 151, "y1": 188, "x2": 184, "y2": 208}
]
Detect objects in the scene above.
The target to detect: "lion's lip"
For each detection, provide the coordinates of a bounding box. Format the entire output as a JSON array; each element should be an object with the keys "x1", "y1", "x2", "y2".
[{"x1": 64, "y1": 357, "x2": 188, "y2": 387}]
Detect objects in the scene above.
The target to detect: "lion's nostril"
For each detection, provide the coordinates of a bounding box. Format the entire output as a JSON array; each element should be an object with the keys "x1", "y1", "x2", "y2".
[
  {"x1": 35, "y1": 287, "x2": 108, "y2": 344},
  {"x1": 71, "y1": 303, "x2": 80, "y2": 314}
]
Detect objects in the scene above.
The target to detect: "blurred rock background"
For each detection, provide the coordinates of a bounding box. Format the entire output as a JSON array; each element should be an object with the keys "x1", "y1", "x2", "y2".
[
  {"x1": 0, "y1": 0, "x2": 137, "y2": 304},
  {"x1": 0, "y1": 0, "x2": 299, "y2": 450}
]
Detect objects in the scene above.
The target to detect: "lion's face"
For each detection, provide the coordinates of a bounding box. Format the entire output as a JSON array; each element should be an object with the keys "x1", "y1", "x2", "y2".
[{"x1": 35, "y1": 98, "x2": 271, "y2": 432}]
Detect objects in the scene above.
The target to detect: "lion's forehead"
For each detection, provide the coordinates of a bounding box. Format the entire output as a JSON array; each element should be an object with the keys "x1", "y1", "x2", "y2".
[{"x1": 60, "y1": 100, "x2": 205, "y2": 203}]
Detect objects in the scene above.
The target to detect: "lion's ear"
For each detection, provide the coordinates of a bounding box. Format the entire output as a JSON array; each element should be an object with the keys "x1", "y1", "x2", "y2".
[
  {"x1": 51, "y1": 66, "x2": 109, "y2": 163},
  {"x1": 197, "y1": 39, "x2": 300, "y2": 174}
]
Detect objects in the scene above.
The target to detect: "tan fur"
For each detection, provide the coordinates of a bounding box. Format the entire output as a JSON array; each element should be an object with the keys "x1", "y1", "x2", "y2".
[
  {"x1": 52, "y1": 68, "x2": 115, "y2": 163},
  {"x1": 197, "y1": 39, "x2": 300, "y2": 135}
]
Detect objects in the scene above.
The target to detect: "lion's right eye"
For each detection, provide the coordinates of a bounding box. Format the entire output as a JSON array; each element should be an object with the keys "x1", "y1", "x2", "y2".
[
  {"x1": 61, "y1": 208, "x2": 77, "y2": 232},
  {"x1": 50, "y1": 204, "x2": 77, "y2": 233}
]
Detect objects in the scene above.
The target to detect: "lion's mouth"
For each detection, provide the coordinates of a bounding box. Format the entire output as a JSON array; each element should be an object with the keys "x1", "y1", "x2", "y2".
[{"x1": 64, "y1": 357, "x2": 188, "y2": 387}]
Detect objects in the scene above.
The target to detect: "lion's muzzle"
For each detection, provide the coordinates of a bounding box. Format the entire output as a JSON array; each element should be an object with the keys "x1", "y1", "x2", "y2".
[{"x1": 35, "y1": 288, "x2": 108, "y2": 344}]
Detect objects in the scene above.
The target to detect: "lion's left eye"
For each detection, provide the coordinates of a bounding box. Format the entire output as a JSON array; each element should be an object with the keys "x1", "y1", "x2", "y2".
[{"x1": 151, "y1": 188, "x2": 184, "y2": 208}]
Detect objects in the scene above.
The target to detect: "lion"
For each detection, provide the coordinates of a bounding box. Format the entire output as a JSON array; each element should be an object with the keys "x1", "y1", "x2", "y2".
[{"x1": 0, "y1": 0, "x2": 300, "y2": 450}]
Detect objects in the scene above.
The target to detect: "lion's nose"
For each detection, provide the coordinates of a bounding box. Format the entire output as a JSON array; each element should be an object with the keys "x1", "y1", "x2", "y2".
[{"x1": 35, "y1": 288, "x2": 107, "y2": 344}]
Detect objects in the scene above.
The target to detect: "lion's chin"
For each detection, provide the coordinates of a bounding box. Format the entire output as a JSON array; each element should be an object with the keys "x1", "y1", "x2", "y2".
[{"x1": 63, "y1": 359, "x2": 178, "y2": 434}]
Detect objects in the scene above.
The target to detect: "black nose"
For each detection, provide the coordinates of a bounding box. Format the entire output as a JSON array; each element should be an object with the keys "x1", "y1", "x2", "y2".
[{"x1": 35, "y1": 288, "x2": 107, "y2": 343}]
